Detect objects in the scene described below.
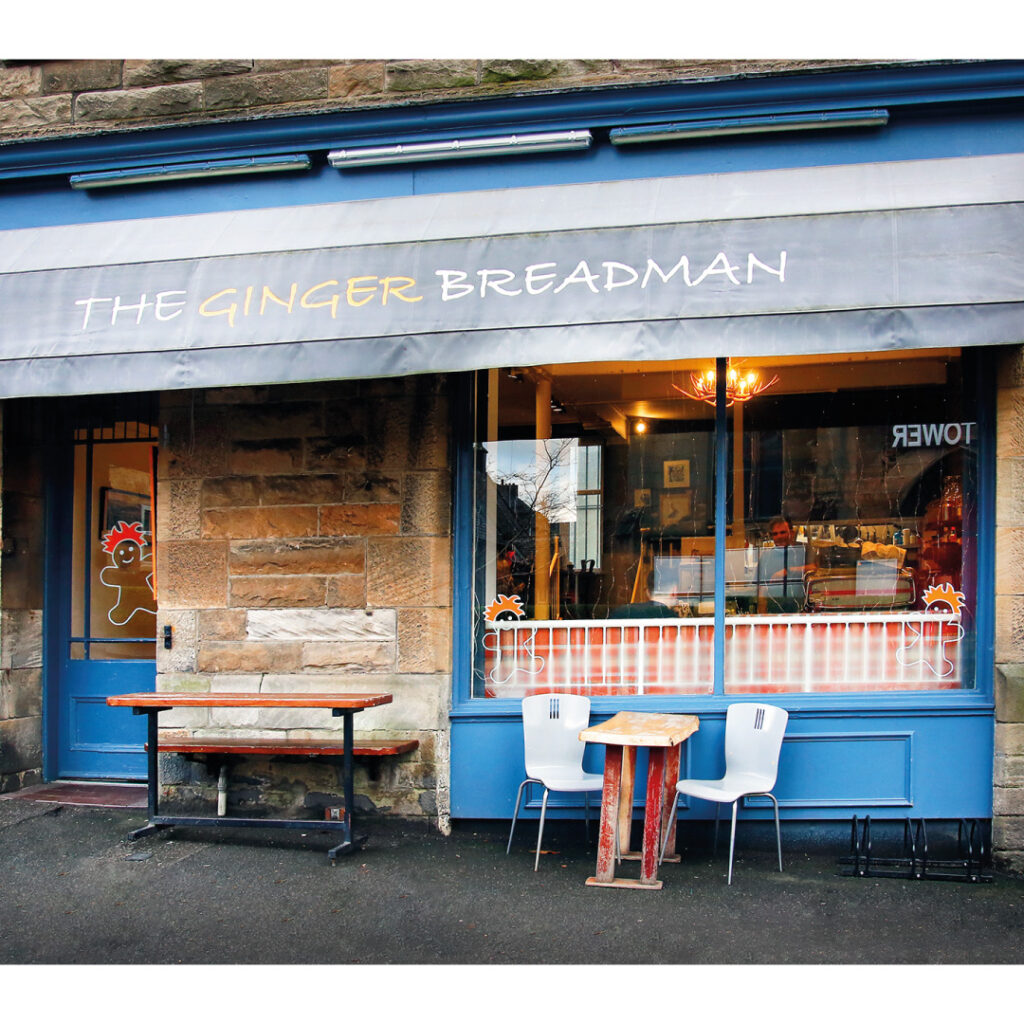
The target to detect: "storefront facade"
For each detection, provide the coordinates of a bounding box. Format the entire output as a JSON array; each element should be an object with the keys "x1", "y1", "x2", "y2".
[{"x1": 1, "y1": 60, "x2": 1023, "y2": 865}]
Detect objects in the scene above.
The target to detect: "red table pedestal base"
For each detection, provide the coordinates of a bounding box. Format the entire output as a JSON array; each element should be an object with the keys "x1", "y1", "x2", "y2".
[
  {"x1": 579, "y1": 712, "x2": 699, "y2": 891},
  {"x1": 585, "y1": 876, "x2": 664, "y2": 890}
]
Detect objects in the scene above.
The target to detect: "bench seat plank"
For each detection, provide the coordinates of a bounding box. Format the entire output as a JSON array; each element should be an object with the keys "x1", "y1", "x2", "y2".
[{"x1": 150, "y1": 738, "x2": 419, "y2": 757}]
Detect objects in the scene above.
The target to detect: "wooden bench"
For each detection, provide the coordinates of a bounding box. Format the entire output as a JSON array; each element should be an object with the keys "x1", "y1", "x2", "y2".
[{"x1": 151, "y1": 736, "x2": 420, "y2": 784}]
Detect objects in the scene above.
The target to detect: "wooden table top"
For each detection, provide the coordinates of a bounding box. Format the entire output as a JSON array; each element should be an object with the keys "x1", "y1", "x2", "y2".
[
  {"x1": 106, "y1": 692, "x2": 393, "y2": 710},
  {"x1": 579, "y1": 711, "x2": 699, "y2": 748}
]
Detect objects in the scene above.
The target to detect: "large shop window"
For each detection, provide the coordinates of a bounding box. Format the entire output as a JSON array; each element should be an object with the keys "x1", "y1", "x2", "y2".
[{"x1": 470, "y1": 349, "x2": 977, "y2": 698}]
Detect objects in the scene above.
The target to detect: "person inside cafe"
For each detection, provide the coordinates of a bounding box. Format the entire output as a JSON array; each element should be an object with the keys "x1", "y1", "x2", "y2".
[
  {"x1": 757, "y1": 515, "x2": 815, "y2": 611},
  {"x1": 763, "y1": 516, "x2": 815, "y2": 577}
]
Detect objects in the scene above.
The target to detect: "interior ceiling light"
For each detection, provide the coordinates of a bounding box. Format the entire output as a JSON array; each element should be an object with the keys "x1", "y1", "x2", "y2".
[
  {"x1": 673, "y1": 360, "x2": 778, "y2": 408},
  {"x1": 610, "y1": 108, "x2": 889, "y2": 145},
  {"x1": 328, "y1": 130, "x2": 592, "y2": 169},
  {"x1": 634, "y1": 419, "x2": 648, "y2": 434},
  {"x1": 70, "y1": 153, "x2": 312, "y2": 189}
]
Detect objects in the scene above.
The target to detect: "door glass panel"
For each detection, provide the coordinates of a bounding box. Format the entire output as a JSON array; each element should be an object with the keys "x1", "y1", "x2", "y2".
[{"x1": 70, "y1": 431, "x2": 158, "y2": 661}]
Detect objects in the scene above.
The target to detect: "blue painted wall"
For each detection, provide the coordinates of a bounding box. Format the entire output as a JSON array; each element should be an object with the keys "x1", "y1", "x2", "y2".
[
  {"x1": 4, "y1": 62, "x2": 1024, "y2": 229},
  {"x1": 454, "y1": 710, "x2": 995, "y2": 822}
]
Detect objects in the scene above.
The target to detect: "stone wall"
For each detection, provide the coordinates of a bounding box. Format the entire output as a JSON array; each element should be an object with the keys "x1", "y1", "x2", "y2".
[
  {"x1": 995, "y1": 345, "x2": 1024, "y2": 872},
  {"x1": 155, "y1": 375, "x2": 453, "y2": 827},
  {"x1": 0, "y1": 58, "x2": 874, "y2": 141},
  {"x1": 0, "y1": 400, "x2": 46, "y2": 793}
]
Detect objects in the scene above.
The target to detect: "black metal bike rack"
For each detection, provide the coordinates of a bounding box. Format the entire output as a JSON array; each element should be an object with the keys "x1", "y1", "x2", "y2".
[{"x1": 838, "y1": 815, "x2": 992, "y2": 883}]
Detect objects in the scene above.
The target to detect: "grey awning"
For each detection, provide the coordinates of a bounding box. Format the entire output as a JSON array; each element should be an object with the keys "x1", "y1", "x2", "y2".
[{"x1": 2, "y1": 153, "x2": 1023, "y2": 398}]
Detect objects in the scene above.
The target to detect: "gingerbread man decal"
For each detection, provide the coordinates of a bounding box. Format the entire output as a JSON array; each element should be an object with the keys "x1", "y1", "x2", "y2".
[
  {"x1": 896, "y1": 582, "x2": 966, "y2": 679},
  {"x1": 99, "y1": 520, "x2": 156, "y2": 626}
]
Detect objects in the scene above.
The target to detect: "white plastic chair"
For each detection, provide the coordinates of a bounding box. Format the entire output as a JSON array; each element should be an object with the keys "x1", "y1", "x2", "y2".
[
  {"x1": 506, "y1": 693, "x2": 604, "y2": 871},
  {"x1": 662, "y1": 703, "x2": 789, "y2": 884}
]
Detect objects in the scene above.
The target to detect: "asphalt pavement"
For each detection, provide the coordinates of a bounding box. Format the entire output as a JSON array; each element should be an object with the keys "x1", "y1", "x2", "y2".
[{"x1": 1, "y1": 796, "x2": 1023, "y2": 965}]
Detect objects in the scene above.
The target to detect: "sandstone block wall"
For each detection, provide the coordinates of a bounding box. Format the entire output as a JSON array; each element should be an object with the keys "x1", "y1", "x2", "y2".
[
  {"x1": 0, "y1": 401, "x2": 46, "y2": 793},
  {"x1": 155, "y1": 375, "x2": 453, "y2": 826},
  {"x1": 0, "y1": 58, "x2": 874, "y2": 141},
  {"x1": 994, "y1": 345, "x2": 1024, "y2": 871}
]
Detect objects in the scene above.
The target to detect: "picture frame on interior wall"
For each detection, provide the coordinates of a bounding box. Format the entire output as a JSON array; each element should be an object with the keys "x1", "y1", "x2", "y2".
[
  {"x1": 100, "y1": 488, "x2": 151, "y2": 538},
  {"x1": 634, "y1": 488, "x2": 652, "y2": 507},
  {"x1": 660, "y1": 490, "x2": 692, "y2": 526},
  {"x1": 663, "y1": 460, "x2": 690, "y2": 488}
]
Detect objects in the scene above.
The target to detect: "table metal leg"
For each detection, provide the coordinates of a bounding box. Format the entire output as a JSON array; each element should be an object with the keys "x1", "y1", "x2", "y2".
[
  {"x1": 327, "y1": 708, "x2": 364, "y2": 862},
  {"x1": 145, "y1": 708, "x2": 159, "y2": 817},
  {"x1": 129, "y1": 708, "x2": 170, "y2": 841}
]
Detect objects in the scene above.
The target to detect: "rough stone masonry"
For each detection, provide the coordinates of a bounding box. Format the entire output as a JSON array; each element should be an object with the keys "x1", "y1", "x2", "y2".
[{"x1": 152, "y1": 374, "x2": 453, "y2": 828}]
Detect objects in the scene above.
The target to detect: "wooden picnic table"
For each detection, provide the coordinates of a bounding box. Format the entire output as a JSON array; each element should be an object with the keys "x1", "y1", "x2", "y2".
[{"x1": 106, "y1": 691, "x2": 393, "y2": 862}]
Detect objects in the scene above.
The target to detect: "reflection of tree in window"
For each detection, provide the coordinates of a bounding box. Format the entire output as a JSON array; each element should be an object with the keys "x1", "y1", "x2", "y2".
[{"x1": 486, "y1": 438, "x2": 579, "y2": 616}]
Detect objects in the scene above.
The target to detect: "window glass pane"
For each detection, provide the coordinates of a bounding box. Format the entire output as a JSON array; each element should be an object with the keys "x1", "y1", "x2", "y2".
[
  {"x1": 724, "y1": 350, "x2": 975, "y2": 693},
  {"x1": 472, "y1": 364, "x2": 716, "y2": 698}
]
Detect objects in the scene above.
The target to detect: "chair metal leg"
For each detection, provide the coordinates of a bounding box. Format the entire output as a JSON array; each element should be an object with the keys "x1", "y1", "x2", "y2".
[
  {"x1": 727, "y1": 800, "x2": 739, "y2": 885},
  {"x1": 767, "y1": 792, "x2": 783, "y2": 872},
  {"x1": 583, "y1": 790, "x2": 591, "y2": 846},
  {"x1": 713, "y1": 800, "x2": 721, "y2": 854},
  {"x1": 534, "y1": 787, "x2": 550, "y2": 871},
  {"x1": 659, "y1": 794, "x2": 677, "y2": 865},
  {"x1": 507, "y1": 779, "x2": 530, "y2": 855}
]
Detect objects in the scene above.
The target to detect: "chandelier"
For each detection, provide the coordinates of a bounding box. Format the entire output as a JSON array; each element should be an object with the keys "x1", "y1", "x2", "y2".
[{"x1": 672, "y1": 360, "x2": 778, "y2": 407}]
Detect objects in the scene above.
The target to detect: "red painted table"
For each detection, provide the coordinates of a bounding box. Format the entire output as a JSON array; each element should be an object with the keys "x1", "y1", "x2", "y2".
[{"x1": 579, "y1": 711, "x2": 700, "y2": 890}]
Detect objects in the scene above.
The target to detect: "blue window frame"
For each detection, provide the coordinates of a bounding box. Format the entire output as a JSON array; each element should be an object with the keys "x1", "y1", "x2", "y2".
[{"x1": 451, "y1": 346, "x2": 996, "y2": 716}]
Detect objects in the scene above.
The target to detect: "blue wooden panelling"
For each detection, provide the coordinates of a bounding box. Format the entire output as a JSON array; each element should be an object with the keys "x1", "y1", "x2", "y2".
[
  {"x1": 762, "y1": 732, "x2": 915, "y2": 808},
  {"x1": 452, "y1": 711, "x2": 994, "y2": 821}
]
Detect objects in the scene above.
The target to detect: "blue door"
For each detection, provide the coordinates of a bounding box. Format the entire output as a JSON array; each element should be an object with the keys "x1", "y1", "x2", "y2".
[{"x1": 50, "y1": 401, "x2": 159, "y2": 779}]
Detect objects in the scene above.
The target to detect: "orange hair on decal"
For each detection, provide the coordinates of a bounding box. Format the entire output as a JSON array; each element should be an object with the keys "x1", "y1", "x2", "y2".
[
  {"x1": 101, "y1": 520, "x2": 148, "y2": 554},
  {"x1": 484, "y1": 594, "x2": 525, "y2": 622},
  {"x1": 922, "y1": 583, "x2": 965, "y2": 616}
]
